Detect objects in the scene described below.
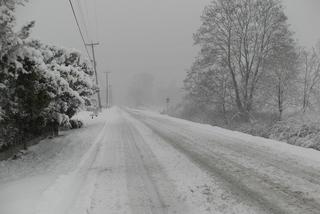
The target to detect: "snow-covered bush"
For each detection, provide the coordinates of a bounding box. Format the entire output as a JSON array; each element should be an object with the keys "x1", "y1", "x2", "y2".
[
  {"x1": 69, "y1": 119, "x2": 84, "y2": 129},
  {"x1": 0, "y1": 0, "x2": 98, "y2": 148},
  {"x1": 269, "y1": 114, "x2": 320, "y2": 150},
  {"x1": 26, "y1": 40, "x2": 98, "y2": 121}
]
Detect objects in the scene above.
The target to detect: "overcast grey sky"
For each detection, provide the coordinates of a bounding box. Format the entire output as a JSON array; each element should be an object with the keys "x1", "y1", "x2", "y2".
[{"x1": 16, "y1": 0, "x2": 320, "y2": 106}]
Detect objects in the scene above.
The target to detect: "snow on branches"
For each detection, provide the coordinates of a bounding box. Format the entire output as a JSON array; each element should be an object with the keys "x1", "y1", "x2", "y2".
[{"x1": 0, "y1": 0, "x2": 98, "y2": 147}]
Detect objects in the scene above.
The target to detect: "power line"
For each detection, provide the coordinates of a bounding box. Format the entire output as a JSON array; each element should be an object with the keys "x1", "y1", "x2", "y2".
[
  {"x1": 68, "y1": 0, "x2": 102, "y2": 111},
  {"x1": 75, "y1": 0, "x2": 91, "y2": 42},
  {"x1": 93, "y1": 0, "x2": 99, "y2": 41},
  {"x1": 82, "y1": 0, "x2": 91, "y2": 36},
  {"x1": 68, "y1": 0, "x2": 92, "y2": 62}
]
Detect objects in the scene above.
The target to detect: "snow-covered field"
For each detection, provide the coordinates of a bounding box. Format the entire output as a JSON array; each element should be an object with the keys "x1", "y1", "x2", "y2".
[{"x1": 1, "y1": 107, "x2": 320, "y2": 214}]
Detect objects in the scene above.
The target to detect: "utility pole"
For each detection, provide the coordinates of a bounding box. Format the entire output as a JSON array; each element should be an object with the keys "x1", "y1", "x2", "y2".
[
  {"x1": 109, "y1": 84, "x2": 112, "y2": 107},
  {"x1": 166, "y1": 97, "x2": 170, "y2": 114},
  {"x1": 86, "y1": 42, "x2": 102, "y2": 110},
  {"x1": 105, "y1": 71, "x2": 111, "y2": 108}
]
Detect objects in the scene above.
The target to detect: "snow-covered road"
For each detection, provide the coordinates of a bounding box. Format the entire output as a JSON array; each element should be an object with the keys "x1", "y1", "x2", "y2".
[{"x1": 1, "y1": 107, "x2": 320, "y2": 214}]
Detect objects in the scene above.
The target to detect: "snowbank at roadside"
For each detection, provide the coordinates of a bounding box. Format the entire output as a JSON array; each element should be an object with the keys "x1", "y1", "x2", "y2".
[
  {"x1": 0, "y1": 108, "x2": 113, "y2": 214},
  {"x1": 129, "y1": 108, "x2": 320, "y2": 167}
]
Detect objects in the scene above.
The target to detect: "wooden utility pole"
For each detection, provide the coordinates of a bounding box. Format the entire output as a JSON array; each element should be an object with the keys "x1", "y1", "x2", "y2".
[
  {"x1": 105, "y1": 71, "x2": 111, "y2": 108},
  {"x1": 109, "y1": 84, "x2": 112, "y2": 106},
  {"x1": 166, "y1": 97, "x2": 170, "y2": 113},
  {"x1": 86, "y1": 42, "x2": 102, "y2": 110}
]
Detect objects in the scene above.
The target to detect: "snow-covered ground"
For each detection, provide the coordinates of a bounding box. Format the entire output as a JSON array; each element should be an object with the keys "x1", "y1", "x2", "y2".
[{"x1": 1, "y1": 107, "x2": 320, "y2": 214}]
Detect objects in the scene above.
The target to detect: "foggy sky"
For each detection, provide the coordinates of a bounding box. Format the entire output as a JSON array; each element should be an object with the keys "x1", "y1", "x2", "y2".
[{"x1": 16, "y1": 0, "x2": 320, "y2": 106}]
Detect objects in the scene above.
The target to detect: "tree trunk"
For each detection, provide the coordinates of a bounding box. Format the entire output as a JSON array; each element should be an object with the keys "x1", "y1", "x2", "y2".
[
  {"x1": 226, "y1": 27, "x2": 245, "y2": 117},
  {"x1": 221, "y1": 103, "x2": 229, "y2": 125},
  {"x1": 22, "y1": 134, "x2": 27, "y2": 150},
  {"x1": 50, "y1": 121, "x2": 59, "y2": 137},
  {"x1": 302, "y1": 55, "x2": 309, "y2": 112},
  {"x1": 53, "y1": 122, "x2": 59, "y2": 136},
  {"x1": 239, "y1": 111, "x2": 250, "y2": 123},
  {"x1": 277, "y1": 80, "x2": 283, "y2": 121}
]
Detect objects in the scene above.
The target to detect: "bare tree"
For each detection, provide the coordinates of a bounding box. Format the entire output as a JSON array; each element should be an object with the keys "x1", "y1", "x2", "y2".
[
  {"x1": 193, "y1": 0, "x2": 292, "y2": 120},
  {"x1": 264, "y1": 28, "x2": 299, "y2": 120},
  {"x1": 300, "y1": 45, "x2": 320, "y2": 112},
  {"x1": 185, "y1": 57, "x2": 233, "y2": 124}
]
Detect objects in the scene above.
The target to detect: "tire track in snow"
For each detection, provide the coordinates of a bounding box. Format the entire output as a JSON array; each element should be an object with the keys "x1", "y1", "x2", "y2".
[
  {"x1": 83, "y1": 113, "x2": 131, "y2": 214},
  {"x1": 35, "y1": 121, "x2": 108, "y2": 214},
  {"x1": 131, "y1": 112, "x2": 320, "y2": 214},
  {"x1": 121, "y1": 117, "x2": 170, "y2": 214},
  {"x1": 133, "y1": 112, "x2": 320, "y2": 206}
]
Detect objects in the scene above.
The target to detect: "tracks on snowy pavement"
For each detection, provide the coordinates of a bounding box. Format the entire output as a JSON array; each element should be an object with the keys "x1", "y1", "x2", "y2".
[
  {"x1": 4, "y1": 108, "x2": 320, "y2": 214},
  {"x1": 128, "y1": 109, "x2": 320, "y2": 214},
  {"x1": 85, "y1": 109, "x2": 184, "y2": 214}
]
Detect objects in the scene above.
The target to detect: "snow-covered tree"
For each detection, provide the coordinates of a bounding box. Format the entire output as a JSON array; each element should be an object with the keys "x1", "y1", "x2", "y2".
[
  {"x1": 0, "y1": 0, "x2": 98, "y2": 147},
  {"x1": 27, "y1": 41, "x2": 98, "y2": 119},
  {"x1": 0, "y1": 0, "x2": 36, "y2": 146}
]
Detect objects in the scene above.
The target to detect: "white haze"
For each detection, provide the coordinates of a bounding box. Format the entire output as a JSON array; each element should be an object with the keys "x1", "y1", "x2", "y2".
[{"x1": 16, "y1": 0, "x2": 320, "y2": 108}]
